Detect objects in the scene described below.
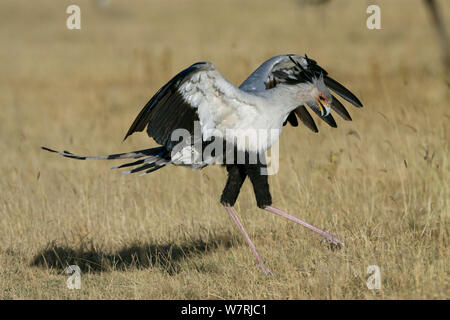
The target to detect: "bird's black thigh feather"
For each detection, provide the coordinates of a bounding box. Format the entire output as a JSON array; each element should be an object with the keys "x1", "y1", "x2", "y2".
[
  {"x1": 220, "y1": 162, "x2": 272, "y2": 208},
  {"x1": 220, "y1": 165, "x2": 247, "y2": 207},
  {"x1": 245, "y1": 163, "x2": 272, "y2": 208}
]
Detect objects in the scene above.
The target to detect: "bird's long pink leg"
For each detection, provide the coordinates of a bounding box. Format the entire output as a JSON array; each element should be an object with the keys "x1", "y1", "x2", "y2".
[
  {"x1": 264, "y1": 206, "x2": 344, "y2": 246},
  {"x1": 224, "y1": 206, "x2": 273, "y2": 275}
]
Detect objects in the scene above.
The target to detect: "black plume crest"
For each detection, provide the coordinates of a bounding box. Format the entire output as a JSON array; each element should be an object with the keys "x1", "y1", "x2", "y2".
[{"x1": 285, "y1": 54, "x2": 328, "y2": 84}]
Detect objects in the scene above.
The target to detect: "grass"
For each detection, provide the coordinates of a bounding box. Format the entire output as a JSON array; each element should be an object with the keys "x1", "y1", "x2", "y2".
[{"x1": 0, "y1": 0, "x2": 448, "y2": 299}]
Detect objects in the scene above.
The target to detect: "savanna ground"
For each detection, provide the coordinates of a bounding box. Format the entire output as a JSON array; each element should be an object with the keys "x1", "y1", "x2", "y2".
[{"x1": 0, "y1": 0, "x2": 448, "y2": 299}]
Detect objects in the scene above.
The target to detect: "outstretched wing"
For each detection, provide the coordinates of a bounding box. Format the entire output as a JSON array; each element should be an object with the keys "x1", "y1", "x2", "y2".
[
  {"x1": 124, "y1": 61, "x2": 254, "y2": 152},
  {"x1": 123, "y1": 62, "x2": 207, "y2": 147},
  {"x1": 240, "y1": 54, "x2": 363, "y2": 132}
]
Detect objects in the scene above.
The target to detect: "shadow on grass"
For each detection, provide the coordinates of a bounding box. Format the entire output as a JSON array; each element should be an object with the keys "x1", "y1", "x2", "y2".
[{"x1": 31, "y1": 232, "x2": 239, "y2": 275}]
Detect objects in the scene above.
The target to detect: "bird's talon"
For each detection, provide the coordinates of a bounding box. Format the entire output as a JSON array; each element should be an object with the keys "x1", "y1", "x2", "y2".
[
  {"x1": 322, "y1": 237, "x2": 345, "y2": 249},
  {"x1": 257, "y1": 263, "x2": 273, "y2": 276}
]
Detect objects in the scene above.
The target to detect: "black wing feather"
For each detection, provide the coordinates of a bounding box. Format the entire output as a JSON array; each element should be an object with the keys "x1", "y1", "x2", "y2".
[
  {"x1": 309, "y1": 108, "x2": 338, "y2": 128},
  {"x1": 302, "y1": 55, "x2": 362, "y2": 108},
  {"x1": 330, "y1": 95, "x2": 352, "y2": 121},
  {"x1": 324, "y1": 76, "x2": 363, "y2": 108},
  {"x1": 123, "y1": 63, "x2": 207, "y2": 150},
  {"x1": 284, "y1": 112, "x2": 299, "y2": 127},
  {"x1": 294, "y1": 105, "x2": 319, "y2": 133}
]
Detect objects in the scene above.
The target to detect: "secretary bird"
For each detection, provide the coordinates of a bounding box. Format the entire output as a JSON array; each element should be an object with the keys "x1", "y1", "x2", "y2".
[{"x1": 42, "y1": 54, "x2": 363, "y2": 275}]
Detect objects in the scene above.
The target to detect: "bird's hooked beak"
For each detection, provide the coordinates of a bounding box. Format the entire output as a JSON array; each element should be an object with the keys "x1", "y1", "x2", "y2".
[
  {"x1": 317, "y1": 99, "x2": 331, "y2": 117},
  {"x1": 314, "y1": 95, "x2": 331, "y2": 117}
]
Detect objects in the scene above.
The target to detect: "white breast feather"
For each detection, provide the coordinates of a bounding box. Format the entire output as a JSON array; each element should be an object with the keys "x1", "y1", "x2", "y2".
[{"x1": 178, "y1": 66, "x2": 291, "y2": 154}]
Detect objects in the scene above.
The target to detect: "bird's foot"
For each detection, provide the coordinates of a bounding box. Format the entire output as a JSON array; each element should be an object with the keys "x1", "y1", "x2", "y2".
[
  {"x1": 322, "y1": 236, "x2": 345, "y2": 250},
  {"x1": 257, "y1": 262, "x2": 273, "y2": 276}
]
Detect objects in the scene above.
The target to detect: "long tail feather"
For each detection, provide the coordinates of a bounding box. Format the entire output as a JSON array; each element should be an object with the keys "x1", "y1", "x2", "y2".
[
  {"x1": 122, "y1": 158, "x2": 171, "y2": 175},
  {"x1": 123, "y1": 163, "x2": 157, "y2": 174},
  {"x1": 41, "y1": 146, "x2": 165, "y2": 160},
  {"x1": 41, "y1": 145, "x2": 170, "y2": 176},
  {"x1": 110, "y1": 158, "x2": 145, "y2": 170}
]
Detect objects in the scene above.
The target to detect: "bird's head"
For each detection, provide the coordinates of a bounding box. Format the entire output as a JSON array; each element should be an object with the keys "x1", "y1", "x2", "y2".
[
  {"x1": 271, "y1": 55, "x2": 333, "y2": 117},
  {"x1": 305, "y1": 75, "x2": 332, "y2": 116}
]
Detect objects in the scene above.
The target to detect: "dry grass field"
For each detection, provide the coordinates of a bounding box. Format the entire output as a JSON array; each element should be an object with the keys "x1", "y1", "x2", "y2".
[{"x1": 0, "y1": 0, "x2": 448, "y2": 299}]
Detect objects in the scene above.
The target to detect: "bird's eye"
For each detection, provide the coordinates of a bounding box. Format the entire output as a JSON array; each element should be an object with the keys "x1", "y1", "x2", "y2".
[{"x1": 319, "y1": 96, "x2": 325, "y2": 101}]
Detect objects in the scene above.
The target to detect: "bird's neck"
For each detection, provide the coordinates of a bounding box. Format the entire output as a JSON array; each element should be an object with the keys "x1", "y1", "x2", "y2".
[{"x1": 257, "y1": 83, "x2": 311, "y2": 117}]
